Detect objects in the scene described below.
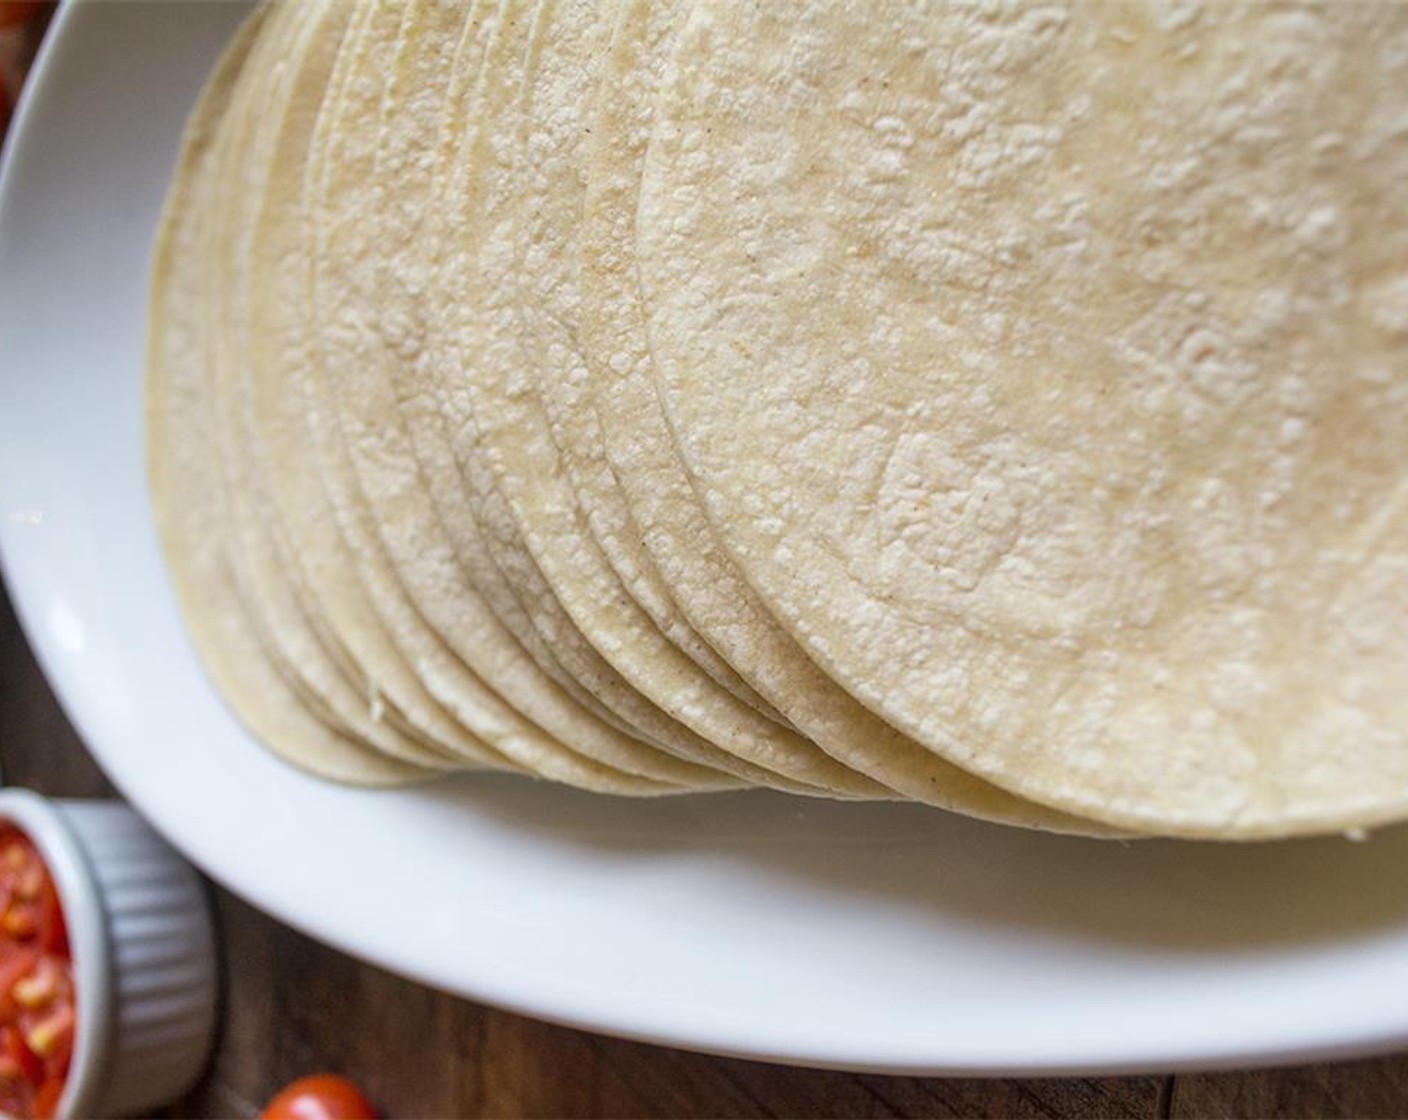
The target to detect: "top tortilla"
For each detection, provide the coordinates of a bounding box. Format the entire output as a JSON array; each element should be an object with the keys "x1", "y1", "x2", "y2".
[{"x1": 638, "y1": 0, "x2": 1408, "y2": 837}]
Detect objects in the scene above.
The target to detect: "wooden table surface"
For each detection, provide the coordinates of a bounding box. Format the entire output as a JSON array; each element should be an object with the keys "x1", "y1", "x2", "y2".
[
  {"x1": 5, "y1": 12, "x2": 1408, "y2": 1120},
  {"x1": 5, "y1": 592, "x2": 1408, "y2": 1120}
]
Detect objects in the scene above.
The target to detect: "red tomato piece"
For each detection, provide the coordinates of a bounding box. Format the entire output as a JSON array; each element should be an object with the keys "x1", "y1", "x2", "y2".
[
  {"x1": 3, "y1": 1025, "x2": 43, "y2": 1090},
  {"x1": 262, "y1": 1075, "x2": 378, "y2": 1120},
  {"x1": 0, "y1": 947, "x2": 39, "y2": 1021},
  {"x1": 32, "y1": 1076, "x2": 61, "y2": 1120},
  {"x1": 0, "y1": 1075, "x2": 33, "y2": 1120},
  {"x1": 35, "y1": 883, "x2": 66, "y2": 958},
  {"x1": 0, "y1": 826, "x2": 73, "y2": 1119}
]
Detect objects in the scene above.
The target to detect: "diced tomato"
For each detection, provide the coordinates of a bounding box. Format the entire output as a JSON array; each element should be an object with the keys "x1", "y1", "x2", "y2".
[
  {"x1": 3, "y1": 905, "x2": 37, "y2": 939},
  {"x1": 11, "y1": 957, "x2": 58, "y2": 1013},
  {"x1": 0, "y1": 826, "x2": 74, "y2": 1119},
  {"x1": 23, "y1": 1003, "x2": 72, "y2": 1061},
  {"x1": 42, "y1": 889, "x2": 66, "y2": 960},
  {"x1": 32, "y1": 1076, "x2": 62, "y2": 1120},
  {"x1": 45, "y1": 1022, "x2": 71, "y2": 1084},
  {"x1": 0, "y1": 1075, "x2": 33, "y2": 1120},
  {"x1": 3, "y1": 1025, "x2": 43, "y2": 1089},
  {"x1": 0, "y1": 947, "x2": 39, "y2": 1021}
]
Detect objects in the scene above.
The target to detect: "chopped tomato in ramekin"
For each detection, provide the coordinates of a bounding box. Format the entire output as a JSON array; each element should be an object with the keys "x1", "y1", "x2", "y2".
[{"x1": 0, "y1": 826, "x2": 74, "y2": 1120}]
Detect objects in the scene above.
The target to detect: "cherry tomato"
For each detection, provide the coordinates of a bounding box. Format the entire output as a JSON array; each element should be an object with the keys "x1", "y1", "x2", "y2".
[
  {"x1": 0, "y1": 3, "x2": 47, "y2": 31},
  {"x1": 261, "y1": 1075, "x2": 377, "y2": 1120}
]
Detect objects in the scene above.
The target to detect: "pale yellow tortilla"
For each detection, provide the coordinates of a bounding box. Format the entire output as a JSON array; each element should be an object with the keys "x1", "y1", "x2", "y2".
[
  {"x1": 243, "y1": 0, "x2": 531, "y2": 774},
  {"x1": 204, "y1": 0, "x2": 460, "y2": 768},
  {"x1": 299, "y1": 0, "x2": 715, "y2": 792},
  {"x1": 201, "y1": 1, "x2": 404, "y2": 742},
  {"x1": 371, "y1": 1, "x2": 660, "y2": 747},
  {"x1": 147, "y1": 4, "x2": 426, "y2": 785},
  {"x1": 576, "y1": 0, "x2": 1113, "y2": 833},
  {"x1": 506, "y1": 0, "x2": 893, "y2": 794},
  {"x1": 638, "y1": 0, "x2": 1408, "y2": 837},
  {"x1": 521, "y1": 5, "x2": 785, "y2": 727},
  {"x1": 449, "y1": 1, "x2": 702, "y2": 755},
  {"x1": 197, "y1": 2, "x2": 361, "y2": 739},
  {"x1": 434, "y1": 0, "x2": 873, "y2": 795},
  {"x1": 396, "y1": 0, "x2": 747, "y2": 784}
]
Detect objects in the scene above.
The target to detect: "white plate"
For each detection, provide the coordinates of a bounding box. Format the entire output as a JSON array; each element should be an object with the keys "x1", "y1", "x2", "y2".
[{"x1": 3, "y1": 1, "x2": 1408, "y2": 1077}]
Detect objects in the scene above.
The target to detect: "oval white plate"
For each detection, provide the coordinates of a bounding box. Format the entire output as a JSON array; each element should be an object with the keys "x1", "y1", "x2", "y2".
[{"x1": 3, "y1": 1, "x2": 1408, "y2": 1077}]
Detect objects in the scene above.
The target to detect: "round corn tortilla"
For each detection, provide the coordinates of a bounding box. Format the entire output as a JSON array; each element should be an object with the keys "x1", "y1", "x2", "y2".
[
  {"x1": 520, "y1": 5, "x2": 784, "y2": 727},
  {"x1": 147, "y1": 4, "x2": 426, "y2": 785},
  {"x1": 299, "y1": 0, "x2": 714, "y2": 792},
  {"x1": 377, "y1": 0, "x2": 657, "y2": 746},
  {"x1": 205, "y1": 0, "x2": 459, "y2": 768},
  {"x1": 506, "y1": 0, "x2": 892, "y2": 794},
  {"x1": 427, "y1": 0, "x2": 717, "y2": 761},
  {"x1": 577, "y1": 0, "x2": 1110, "y2": 832},
  {"x1": 438, "y1": 0, "x2": 868, "y2": 794},
  {"x1": 245, "y1": 0, "x2": 522, "y2": 774},
  {"x1": 198, "y1": 2, "x2": 361, "y2": 738},
  {"x1": 399, "y1": 0, "x2": 768, "y2": 787},
  {"x1": 638, "y1": 0, "x2": 1408, "y2": 837},
  {"x1": 203, "y1": 2, "x2": 421, "y2": 747}
]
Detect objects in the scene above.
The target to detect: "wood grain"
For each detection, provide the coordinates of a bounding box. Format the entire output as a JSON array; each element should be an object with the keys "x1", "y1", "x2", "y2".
[{"x1": 1171, "y1": 1059, "x2": 1408, "y2": 1120}]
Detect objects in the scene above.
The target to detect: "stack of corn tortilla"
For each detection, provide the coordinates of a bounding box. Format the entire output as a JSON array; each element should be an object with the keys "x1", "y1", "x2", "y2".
[{"x1": 148, "y1": 0, "x2": 1408, "y2": 840}]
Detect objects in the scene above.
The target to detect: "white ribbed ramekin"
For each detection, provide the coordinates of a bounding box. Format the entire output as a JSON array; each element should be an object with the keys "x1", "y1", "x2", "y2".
[{"x1": 0, "y1": 789, "x2": 217, "y2": 1118}]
